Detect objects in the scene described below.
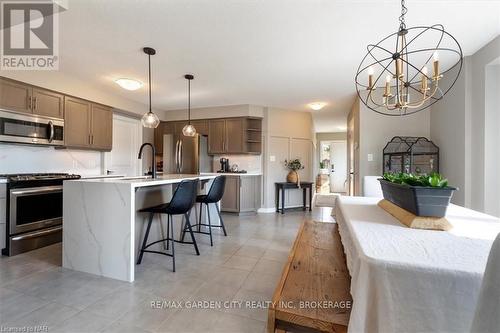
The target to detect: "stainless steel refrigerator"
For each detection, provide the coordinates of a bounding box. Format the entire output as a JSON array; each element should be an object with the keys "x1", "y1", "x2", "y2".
[{"x1": 163, "y1": 133, "x2": 212, "y2": 174}]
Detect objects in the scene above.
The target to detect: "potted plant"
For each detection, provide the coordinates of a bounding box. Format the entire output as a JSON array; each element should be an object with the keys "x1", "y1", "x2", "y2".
[
  {"x1": 284, "y1": 159, "x2": 304, "y2": 184},
  {"x1": 319, "y1": 161, "x2": 329, "y2": 175},
  {"x1": 379, "y1": 172, "x2": 457, "y2": 217}
]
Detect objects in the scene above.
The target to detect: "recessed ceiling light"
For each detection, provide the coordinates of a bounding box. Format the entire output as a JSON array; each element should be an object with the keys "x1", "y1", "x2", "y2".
[
  {"x1": 115, "y1": 78, "x2": 143, "y2": 91},
  {"x1": 309, "y1": 102, "x2": 326, "y2": 111}
]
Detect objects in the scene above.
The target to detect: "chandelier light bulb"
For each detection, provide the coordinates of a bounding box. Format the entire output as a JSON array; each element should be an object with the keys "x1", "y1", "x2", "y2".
[
  {"x1": 368, "y1": 66, "x2": 375, "y2": 75},
  {"x1": 422, "y1": 67, "x2": 428, "y2": 75},
  {"x1": 433, "y1": 51, "x2": 439, "y2": 61},
  {"x1": 386, "y1": 74, "x2": 392, "y2": 83}
]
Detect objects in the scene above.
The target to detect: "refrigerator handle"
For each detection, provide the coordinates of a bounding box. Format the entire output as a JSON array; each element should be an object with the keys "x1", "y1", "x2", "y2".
[
  {"x1": 175, "y1": 140, "x2": 180, "y2": 172},
  {"x1": 179, "y1": 139, "x2": 183, "y2": 172}
]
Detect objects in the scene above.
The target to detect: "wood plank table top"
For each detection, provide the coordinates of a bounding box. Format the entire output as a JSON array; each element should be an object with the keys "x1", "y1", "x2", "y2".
[{"x1": 268, "y1": 220, "x2": 352, "y2": 333}]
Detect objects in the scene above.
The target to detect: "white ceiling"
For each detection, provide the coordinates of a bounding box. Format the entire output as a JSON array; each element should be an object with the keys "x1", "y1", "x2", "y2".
[{"x1": 56, "y1": 0, "x2": 500, "y2": 132}]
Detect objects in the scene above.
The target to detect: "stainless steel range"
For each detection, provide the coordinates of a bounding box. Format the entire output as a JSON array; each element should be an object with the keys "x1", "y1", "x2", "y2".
[{"x1": 1, "y1": 173, "x2": 80, "y2": 256}]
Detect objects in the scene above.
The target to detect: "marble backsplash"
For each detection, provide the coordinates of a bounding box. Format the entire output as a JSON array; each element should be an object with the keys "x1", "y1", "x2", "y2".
[
  {"x1": 0, "y1": 143, "x2": 103, "y2": 175},
  {"x1": 211, "y1": 154, "x2": 262, "y2": 173}
]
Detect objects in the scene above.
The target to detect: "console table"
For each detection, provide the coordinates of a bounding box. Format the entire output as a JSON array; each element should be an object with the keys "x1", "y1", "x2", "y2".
[{"x1": 275, "y1": 182, "x2": 313, "y2": 214}]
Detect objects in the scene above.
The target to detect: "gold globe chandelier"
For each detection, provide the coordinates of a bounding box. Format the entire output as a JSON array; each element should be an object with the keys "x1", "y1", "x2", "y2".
[{"x1": 355, "y1": 0, "x2": 463, "y2": 116}]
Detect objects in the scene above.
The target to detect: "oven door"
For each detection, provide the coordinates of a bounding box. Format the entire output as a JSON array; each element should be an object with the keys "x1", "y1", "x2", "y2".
[
  {"x1": 9, "y1": 185, "x2": 63, "y2": 235},
  {"x1": 0, "y1": 110, "x2": 64, "y2": 146}
]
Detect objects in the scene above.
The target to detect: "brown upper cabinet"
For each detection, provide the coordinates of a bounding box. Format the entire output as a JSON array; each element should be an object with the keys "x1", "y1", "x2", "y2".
[
  {"x1": 32, "y1": 88, "x2": 64, "y2": 118},
  {"x1": 90, "y1": 104, "x2": 113, "y2": 150},
  {"x1": 208, "y1": 117, "x2": 262, "y2": 155},
  {"x1": 0, "y1": 78, "x2": 64, "y2": 118},
  {"x1": 157, "y1": 117, "x2": 262, "y2": 155},
  {"x1": 174, "y1": 120, "x2": 208, "y2": 136},
  {"x1": 64, "y1": 97, "x2": 112, "y2": 151},
  {"x1": 208, "y1": 119, "x2": 226, "y2": 154}
]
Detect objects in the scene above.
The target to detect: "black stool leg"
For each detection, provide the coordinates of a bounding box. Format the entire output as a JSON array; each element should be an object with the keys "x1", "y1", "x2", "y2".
[
  {"x1": 206, "y1": 203, "x2": 213, "y2": 246},
  {"x1": 215, "y1": 204, "x2": 227, "y2": 236},
  {"x1": 169, "y1": 214, "x2": 175, "y2": 272},
  {"x1": 198, "y1": 202, "x2": 203, "y2": 232},
  {"x1": 137, "y1": 212, "x2": 154, "y2": 265},
  {"x1": 166, "y1": 214, "x2": 170, "y2": 250},
  {"x1": 184, "y1": 213, "x2": 200, "y2": 255}
]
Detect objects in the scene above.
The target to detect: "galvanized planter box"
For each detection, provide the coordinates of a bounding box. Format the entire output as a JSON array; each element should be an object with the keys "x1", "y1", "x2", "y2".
[{"x1": 378, "y1": 179, "x2": 456, "y2": 217}]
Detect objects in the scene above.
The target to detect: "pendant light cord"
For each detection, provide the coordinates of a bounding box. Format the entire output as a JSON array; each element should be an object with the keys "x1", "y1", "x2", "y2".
[
  {"x1": 148, "y1": 53, "x2": 152, "y2": 113},
  {"x1": 188, "y1": 78, "x2": 191, "y2": 125}
]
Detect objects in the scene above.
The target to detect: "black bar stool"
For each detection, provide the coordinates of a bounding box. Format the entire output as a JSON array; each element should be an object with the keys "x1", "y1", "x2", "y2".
[
  {"x1": 183, "y1": 175, "x2": 227, "y2": 246},
  {"x1": 137, "y1": 179, "x2": 199, "y2": 272}
]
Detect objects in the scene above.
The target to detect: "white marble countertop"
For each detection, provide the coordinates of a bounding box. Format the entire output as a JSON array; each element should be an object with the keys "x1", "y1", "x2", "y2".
[
  {"x1": 200, "y1": 172, "x2": 262, "y2": 177},
  {"x1": 71, "y1": 173, "x2": 216, "y2": 188},
  {"x1": 0, "y1": 178, "x2": 6, "y2": 184},
  {"x1": 79, "y1": 174, "x2": 126, "y2": 179}
]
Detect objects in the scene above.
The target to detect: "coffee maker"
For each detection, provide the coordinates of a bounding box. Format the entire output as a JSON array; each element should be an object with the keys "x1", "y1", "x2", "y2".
[{"x1": 219, "y1": 158, "x2": 229, "y2": 172}]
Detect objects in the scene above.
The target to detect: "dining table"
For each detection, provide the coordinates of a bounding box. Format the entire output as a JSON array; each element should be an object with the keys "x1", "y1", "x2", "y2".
[{"x1": 335, "y1": 196, "x2": 500, "y2": 333}]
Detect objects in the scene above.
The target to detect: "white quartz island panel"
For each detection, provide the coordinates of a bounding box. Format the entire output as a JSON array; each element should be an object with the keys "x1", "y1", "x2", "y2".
[{"x1": 63, "y1": 174, "x2": 216, "y2": 282}]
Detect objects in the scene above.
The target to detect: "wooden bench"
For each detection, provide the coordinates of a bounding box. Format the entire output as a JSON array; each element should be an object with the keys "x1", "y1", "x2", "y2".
[{"x1": 268, "y1": 220, "x2": 352, "y2": 333}]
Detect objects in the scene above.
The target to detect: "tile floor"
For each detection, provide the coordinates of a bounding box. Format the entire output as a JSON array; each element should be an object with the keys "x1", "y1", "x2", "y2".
[{"x1": 0, "y1": 207, "x2": 334, "y2": 333}]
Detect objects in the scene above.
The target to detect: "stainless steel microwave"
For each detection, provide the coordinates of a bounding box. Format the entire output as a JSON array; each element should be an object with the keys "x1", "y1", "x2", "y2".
[{"x1": 0, "y1": 110, "x2": 64, "y2": 146}]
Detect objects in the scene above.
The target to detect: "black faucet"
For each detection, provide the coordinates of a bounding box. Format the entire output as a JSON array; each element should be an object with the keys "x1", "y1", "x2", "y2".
[{"x1": 138, "y1": 143, "x2": 157, "y2": 179}]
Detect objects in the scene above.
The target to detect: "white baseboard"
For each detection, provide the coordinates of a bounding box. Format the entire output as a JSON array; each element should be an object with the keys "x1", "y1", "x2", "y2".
[{"x1": 257, "y1": 204, "x2": 309, "y2": 214}]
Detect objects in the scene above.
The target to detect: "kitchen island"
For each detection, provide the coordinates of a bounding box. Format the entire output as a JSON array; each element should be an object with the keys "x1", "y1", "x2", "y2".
[{"x1": 62, "y1": 174, "x2": 217, "y2": 282}]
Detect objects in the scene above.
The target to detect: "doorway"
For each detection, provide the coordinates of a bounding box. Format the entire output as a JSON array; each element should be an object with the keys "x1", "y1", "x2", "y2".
[
  {"x1": 103, "y1": 114, "x2": 143, "y2": 176},
  {"x1": 319, "y1": 140, "x2": 348, "y2": 194}
]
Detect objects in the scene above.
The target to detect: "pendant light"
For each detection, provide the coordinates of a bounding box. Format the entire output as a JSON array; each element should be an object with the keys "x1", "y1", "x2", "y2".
[
  {"x1": 355, "y1": 0, "x2": 462, "y2": 116},
  {"x1": 140, "y1": 47, "x2": 160, "y2": 128},
  {"x1": 182, "y1": 74, "x2": 196, "y2": 137}
]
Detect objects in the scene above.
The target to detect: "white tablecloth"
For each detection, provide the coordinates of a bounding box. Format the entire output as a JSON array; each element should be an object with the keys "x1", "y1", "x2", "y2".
[{"x1": 335, "y1": 196, "x2": 500, "y2": 333}]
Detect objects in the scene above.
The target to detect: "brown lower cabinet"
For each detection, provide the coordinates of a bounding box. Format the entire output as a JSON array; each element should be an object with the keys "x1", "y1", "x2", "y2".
[
  {"x1": 64, "y1": 97, "x2": 112, "y2": 151},
  {"x1": 220, "y1": 175, "x2": 261, "y2": 214}
]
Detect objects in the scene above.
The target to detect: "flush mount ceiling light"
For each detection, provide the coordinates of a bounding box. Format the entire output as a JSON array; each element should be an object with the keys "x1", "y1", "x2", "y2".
[
  {"x1": 355, "y1": 0, "x2": 463, "y2": 116},
  {"x1": 115, "y1": 78, "x2": 143, "y2": 91},
  {"x1": 140, "y1": 47, "x2": 160, "y2": 128},
  {"x1": 309, "y1": 102, "x2": 327, "y2": 111},
  {"x1": 182, "y1": 74, "x2": 197, "y2": 137}
]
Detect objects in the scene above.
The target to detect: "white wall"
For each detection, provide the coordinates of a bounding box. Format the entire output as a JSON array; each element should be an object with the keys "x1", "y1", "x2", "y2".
[
  {"x1": 211, "y1": 154, "x2": 262, "y2": 173},
  {"x1": 357, "y1": 97, "x2": 431, "y2": 193},
  {"x1": 0, "y1": 144, "x2": 102, "y2": 175},
  {"x1": 483, "y1": 64, "x2": 500, "y2": 215},
  {"x1": 430, "y1": 62, "x2": 468, "y2": 205},
  {"x1": 470, "y1": 36, "x2": 500, "y2": 213},
  {"x1": 160, "y1": 104, "x2": 265, "y2": 121},
  {"x1": 262, "y1": 107, "x2": 314, "y2": 210},
  {"x1": 429, "y1": 35, "x2": 500, "y2": 212}
]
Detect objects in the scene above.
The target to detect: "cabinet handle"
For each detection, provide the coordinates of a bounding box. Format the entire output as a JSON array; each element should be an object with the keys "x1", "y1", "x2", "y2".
[
  {"x1": 89, "y1": 134, "x2": 92, "y2": 145},
  {"x1": 28, "y1": 96, "x2": 32, "y2": 109},
  {"x1": 33, "y1": 97, "x2": 37, "y2": 110}
]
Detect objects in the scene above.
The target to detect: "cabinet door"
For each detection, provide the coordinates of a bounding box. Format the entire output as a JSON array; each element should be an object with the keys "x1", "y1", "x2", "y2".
[
  {"x1": 32, "y1": 88, "x2": 64, "y2": 118},
  {"x1": 64, "y1": 97, "x2": 91, "y2": 147},
  {"x1": 191, "y1": 120, "x2": 208, "y2": 136},
  {"x1": 174, "y1": 121, "x2": 188, "y2": 135},
  {"x1": 220, "y1": 176, "x2": 240, "y2": 212},
  {"x1": 208, "y1": 119, "x2": 225, "y2": 154},
  {"x1": 0, "y1": 78, "x2": 32, "y2": 113},
  {"x1": 225, "y1": 118, "x2": 244, "y2": 153},
  {"x1": 90, "y1": 104, "x2": 112, "y2": 150},
  {"x1": 154, "y1": 122, "x2": 165, "y2": 154}
]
